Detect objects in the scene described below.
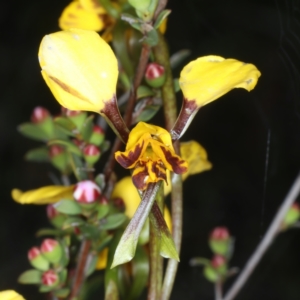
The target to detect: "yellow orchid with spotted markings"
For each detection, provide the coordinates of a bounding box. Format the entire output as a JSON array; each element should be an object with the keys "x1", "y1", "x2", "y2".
[
  {"x1": 0, "y1": 290, "x2": 25, "y2": 300},
  {"x1": 11, "y1": 185, "x2": 74, "y2": 205},
  {"x1": 115, "y1": 122, "x2": 188, "y2": 190}
]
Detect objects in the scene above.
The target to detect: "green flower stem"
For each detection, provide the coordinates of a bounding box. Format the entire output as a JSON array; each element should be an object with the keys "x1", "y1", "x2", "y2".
[
  {"x1": 148, "y1": 183, "x2": 164, "y2": 300},
  {"x1": 153, "y1": 33, "x2": 184, "y2": 300}
]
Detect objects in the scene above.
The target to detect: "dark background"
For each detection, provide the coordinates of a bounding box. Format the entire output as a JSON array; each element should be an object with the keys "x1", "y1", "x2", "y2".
[{"x1": 1, "y1": 0, "x2": 300, "y2": 299}]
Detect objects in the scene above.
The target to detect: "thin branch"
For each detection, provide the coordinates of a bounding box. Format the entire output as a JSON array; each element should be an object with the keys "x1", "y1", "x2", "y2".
[
  {"x1": 215, "y1": 279, "x2": 223, "y2": 300},
  {"x1": 223, "y1": 172, "x2": 300, "y2": 300},
  {"x1": 68, "y1": 239, "x2": 92, "y2": 300}
]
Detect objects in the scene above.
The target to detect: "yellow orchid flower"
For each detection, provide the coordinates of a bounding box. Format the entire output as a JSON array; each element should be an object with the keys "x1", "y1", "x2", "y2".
[
  {"x1": 0, "y1": 290, "x2": 25, "y2": 300},
  {"x1": 115, "y1": 122, "x2": 188, "y2": 190},
  {"x1": 59, "y1": 1, "x2": 107, "y2": 31},
  {"x1": 38, "y1": 29, "x2": 118, "y2": 113},
  {"x1": 12, "y1": 185, "x2": 74, "y2": 205},
  {"x1": 179, "y1": 55, "x2": 261, "y2": 107}
]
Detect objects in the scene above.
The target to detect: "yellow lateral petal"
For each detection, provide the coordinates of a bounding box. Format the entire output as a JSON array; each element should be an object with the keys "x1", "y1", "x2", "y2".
[
  {"x1": 39, "y1": 29, "x2": 118, "y2": 113},
  {"x1": 0, "y1": 290, "x2": 25, "y2": 300},
  {"x1": 96, "y1": 247, "x2": 108, "y2": 270},
  {"x1": 79, "y1": 0, "x2": 107, "y2": 13},
  {"x1": 179, "y1": 55, "x2": 261, "y2": 107},
  {"x1": 59, "y1": 1, "x2": 105, "y2": 31},
  {"x1": 11, "y1": 186, "x2": 74, "y2": 205}
]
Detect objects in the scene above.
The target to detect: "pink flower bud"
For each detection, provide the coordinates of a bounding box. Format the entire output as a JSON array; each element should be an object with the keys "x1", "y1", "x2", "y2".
[
  {"x1": 28, "y1": 247, "x2": 41, "y2": 260},
  {"x1": 211, "y1": 255, "x2": 226, "y2": 269},
  {"x1": 28, "y1": 247, "x2": 49, "y2": 271},
  {"x1": 145, "y1": 63, "x2": 166, "y2": 88},
  {"x1": 73, "y1": 180, "x2": 101, "y2": 203},
  {"x1": 93, "y1": 125, "x2": 104, "y2": 134},
  {"x1": 83, "y1": 144, "x2": 100, "y2": 156},
  {"x1": 49, "y1": 145, "x2": 64, "y2": 158},
  {"x1": 31, "y1": 106, "x2": 50, "y2": 123},
  {"x1": 210, "y1": 227, "x2": 230, "y2": 241},
  {"x1": 42, "y1": 270, "x2": 59, "y2": 286},
  {"x1": 41, "y1": 239, "x2": 58, "y2": 253},
  {"x1": 46, "y1": 204, "x2": 59, "y2": 219}
]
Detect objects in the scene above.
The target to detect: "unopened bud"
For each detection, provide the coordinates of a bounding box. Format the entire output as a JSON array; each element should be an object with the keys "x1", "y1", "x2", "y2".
[
  {"x1": 211, "y1": 254, "x2": 227, "y2": 276},
  {"x1": 49, "y1": 145, "x2": 69, "y2": 173},
  {"x1": 62, "y1": 108, "x2": 87, "y2": 129},
  {"x1": 83, "y1": 144, "x2": 101, "y2": 166},
  {"x1": 282, "y1": 203, "x2": 300, "y2": 229},
  {"x1": 89, "y1": 125, "x2": 105, "y2": 146},
  {"x1": 28, "y1": 247, "x2": 49, "y2": 271},
  {"x1": 40, "y1": 239, "x2": 63, "y2": 264},
  {"x1": 209, "y1": 227, "x2": 230, "y2": 256},
  {"x1": 31, "y1": 107, "x2": 50, "y2": 123},
  {"x1": 41, "y1": 270, "x2": 59, "y2": 287},
  {"x1": 46, "y1": 204, "x2": 67, "y2": 228},
  {"x1": 73, "y1": 180, "x2": 101, "y2": 209},
  {"x1": 145, "y1": 63, "x2": 166, "y2": 88}
]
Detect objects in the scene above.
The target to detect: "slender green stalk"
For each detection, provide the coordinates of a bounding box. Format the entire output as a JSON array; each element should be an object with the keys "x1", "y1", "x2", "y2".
[
  {"x1": 148, "y1": 184, "x2": 164, "y2": 299},
  {"x1": 153, "y1": 33, "x2": 183, "y2": 300}
]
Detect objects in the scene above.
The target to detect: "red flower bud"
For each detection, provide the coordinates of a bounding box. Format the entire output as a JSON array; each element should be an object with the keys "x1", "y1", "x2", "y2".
[
  {"x1": 145, "y1": 63, "x2": 166, "y2": 88},
  {"x1": 49, "y1": 145, "x2": 64, "y2": 158},
  {"x1": 28, "y1": 247, "x2": 41, "y2": 260},
  {"x1": 73, "y1": 180, "x2": 101, "y2": 203},
  {"x1": 46, "y1": 204, "x2": 59, "y2": 219},
  {"x1": 83, "y1": 144, "x2": 100, "y2": 156},
  {"x1": 40, "y1": 239, "x2": 63, "y2": 263},
  {"x1": 31, "y1": 106, "x2": 50, "y2": 123},
  {"x1": 42, "y1": 270, "x2": 59, "y2": 286},
  {"x1": 93, "y1": 125, "x2": 104, "y2": 134},
  {"x1": 41, "y1": 239, "x2": 59, "y2": 253},
  {"x1": 211, "y1": 255, "x2": 226, "y2": 269},
  {"x1": 210, "y1": 227, "x2": 230, "y2": 241}
]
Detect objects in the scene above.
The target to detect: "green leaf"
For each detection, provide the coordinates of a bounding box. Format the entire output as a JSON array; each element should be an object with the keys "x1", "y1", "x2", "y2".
[
  {"x1": 170, "y1": 49, "x2": 191, "y2": 69},
  {"x1": 54, "y1": 288, "x2": 70, "y2": 298},
  {"x1": 136, "y1": 103, "x2": 161, "y2": 123},
  {"x1": 189, "y1": 257, "x2": 211, "y2": 267},
  {"x1": 95, "y1": 173, "x2": 106, "y2": 190},
  {"x1": 137, "y1": 85, "x2": 155, "y2": 99},
  {"x1": 153, "y1": 9, "x2": 171, "y2": 29},
  {"x1": 121, "y1": 13, "x2": 141, "y2": 28},
  {"x1": 48, "y1": 139, "x2": 82, "y2": 156},
  {"x1": 96, "y1": 234, "x2": 113, "y2": 252},
  {"x1": 18, "y1": 123, "x2": 48, "y2": 141},
  {"x1": 101, "y1": 140, "x2": 111, "y2": 153},
  {"x1": 24, "y1": 147, "x2": 49, "y2": 162},
  {"x1": 54, "y1": 116, "x2": 77, "y2": 135},
  {"x1": 63, "y1": 216, "x2": 84, "y2": 229},
  {"x1": 98, "y1": 0, "x2": 120, "y2": 18},
  {"x1": 150, "y1": 202, "x2": 179, "y2": 261},
  {"x1": 81, "y1": 115, "x2": 94, "y2": 142},
  {"x1": 59, "y1": 268, "x2": 68, "y2": 284},
  {"x1": 96, "y1": 204, "x2": 110, "y2": 220},
  {"x1": 173, "y1": 78, "x2": 180, "y2": 93},
  {"x1": 54, "y1": 200, "x2": 82, "y2": 215},
  {"x1": 39, "y1": 285, "x2": 54, "y2": 293},
  {"x1": 18, "y1": 269, "x2": 42, "y2": 284},
  {"x1": 101, "y1": 214, "x2": 127, "y2": 230},
  {"x1": 127, "y1": 246, "x2": 149, "y2": 299},
  {"x1": 79, "y1": 224, "x2": 100, "y2": 239},
  {"x1": 69, "y1": 153, "x2": 88, "y2": 181},
  {"x1": 36, "y1": 228, "x2": 63, "y2": 237},
  {"x1": 111, "y1": 182, "x2": 162, "y2": 268},
  {"x1": 85, "y1": 254, "x2": 99, "y2": 277},
  {"x1": 144, "y1": 28, "x2": 159, "y2": 46}
]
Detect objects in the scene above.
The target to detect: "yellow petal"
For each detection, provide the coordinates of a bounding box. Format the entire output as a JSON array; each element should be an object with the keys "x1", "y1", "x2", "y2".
[
  {"x1": 179, "y1": 55, "x2": 261, "y2": 106},
  {"x1": 0, "y1": 290, "x2": 25, "y2": 300},
  {"x1": 59, "y1": 1, "x2": 105, "y2": 31},
  {"x1": 158, "y1": 18, "x2": 167, "y2": 34},
  {"x1": 11, "y1": 185, "x2": 74, "y2": 205},
  {"x1": 96, "y1": 247, "x2": 108, "y2": 270},
  {"x1": 39, "y1": 29, "x2": 118, "y2": 113},
  {"x1": 79, "y1": 0, "x2": 106, "y2": 13}
]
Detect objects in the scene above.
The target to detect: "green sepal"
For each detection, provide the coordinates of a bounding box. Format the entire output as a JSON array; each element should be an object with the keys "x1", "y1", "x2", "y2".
[
  {"x1": 126, "y1": 246, "x2": 149, "y2": 300},
  {"x1": 36, "y1": 228, "x2": 64, "y2": 237},
  {"x1": 18, "y1": 269, "x2": 42, "y2": 284},
  {"x1": 189, "y1": 257, "x2": 211, "y2": 267},
  {"x1": 59, "y1": 268, "x2": 68, "y2": 284},
  {"x1": 137, "y1": 85, "x2": 155, "y2": 99},
  {"x1": 54, "y1": 116, "x2": 77, "y2": 136},
  {"x1": 39, "y1": 285, "x2": 55, "y2": 293},
  {"x1": 67, "y1": 112, "x2": 88, "y2": 130},
  {"x1": 29, "y1": 254, "x2": 50, "y2": 271},
  {"x1": 153, "y1": 9, "x2": 171, "y2": 29},
  {"x1": 53, "y1": 288, "x2": 70, "y2": 298},
  {"x1": 209, "y1": 239, "x2": 230, "y2": 256},
  {"x1": 149, "y1": 202, "x2": 179, "y2": 261},
  {"x1": 81, "y1": 115, "x2": 94, "y2": 142},
  {"x1": 203, "y1": 266, "x2": 219, "y2": 283},
  {"x1": 284, "y1": 207, "x2": 300, "y2": 227},
  {"x1": 105, "y1": 280, "x2": 119, "y2": 300},
  {"x1": 48, "y1": 140, "x2": 82, "y2": 156},
  {"x1": 18, "y1": 123, "x2": 49, "y2": 141},
  {"x1": 101, "y1": 214, "x2": 127, "y2": 230},
  {"x1": 24, "y1": 147, "x2": 50, "y2": 162},
  {"x1": 54, "y1": 200, "x2": 82, "y2": 215},
  {"x1": 111, "y1": 182, "x2": 161, "y2": 268}
]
